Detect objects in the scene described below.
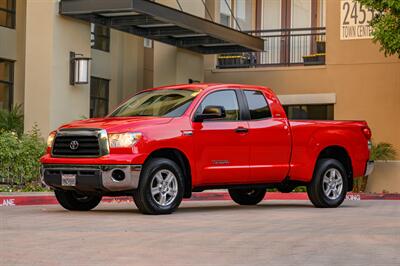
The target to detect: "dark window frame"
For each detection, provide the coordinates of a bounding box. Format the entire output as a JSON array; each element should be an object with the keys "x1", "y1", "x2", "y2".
[
  {"x1": 90, "y1": 76, "x2": 110, "y2": 118},
  {"x1": 0, "y1": 0, "x2": 16, "y2": 29},
  {"x1": 194, "y1": 89, "x2": 242, "y2": 122},
  {"x1": 91, "y1": 24, "x2": 110, "y2": 52},
  {"x1": 242, "y1": 89, "x2": 272, "y2": 121},
  {"x1": 0, "y1": 58, "x2": 14, "y2": 110}
]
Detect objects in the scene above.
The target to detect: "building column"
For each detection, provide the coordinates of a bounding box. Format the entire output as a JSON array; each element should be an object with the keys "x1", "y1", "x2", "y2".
[{"x1": 24, "y1": 0, "x2": 91, "y2": 136}]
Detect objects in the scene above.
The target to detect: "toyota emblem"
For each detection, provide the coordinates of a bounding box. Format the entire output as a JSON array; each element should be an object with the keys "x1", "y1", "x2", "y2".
[{"x1": 69, "y1": 140, "x2": 79, "y2": 150}]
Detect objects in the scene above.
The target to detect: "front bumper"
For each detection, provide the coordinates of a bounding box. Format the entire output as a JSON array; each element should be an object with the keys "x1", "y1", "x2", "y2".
[
  {"x1": 41, "y1": 164, "x2": 142, "y2": 193},
  {"x1": 364, "y1": 160, "x2": 374, "y2": 176}
]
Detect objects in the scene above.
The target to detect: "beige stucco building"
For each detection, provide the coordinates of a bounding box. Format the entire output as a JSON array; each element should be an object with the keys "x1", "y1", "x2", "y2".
[{"x1": 0, "y1": 0, "x2": 399, "y2": 192}]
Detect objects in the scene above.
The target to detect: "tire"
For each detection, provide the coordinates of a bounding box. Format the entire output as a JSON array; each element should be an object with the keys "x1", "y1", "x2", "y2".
[
  {"x1": 54, "y1": 190, "x2": 102, "y2": 211},
  {"x1": 228, "y1": 188, "x2": 266, "y2": 205},
  {"x1": 307, "y1": 159, "x2": 348, "y2": 208},
  {"x1": 133, "y1": 158, "x2": 184, "y2": 215}
]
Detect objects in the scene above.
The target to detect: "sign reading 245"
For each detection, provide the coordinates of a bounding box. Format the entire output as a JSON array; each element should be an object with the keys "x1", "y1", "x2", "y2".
[{"x1": 340, "y1": 0, "x2": 376, "y2": 40}]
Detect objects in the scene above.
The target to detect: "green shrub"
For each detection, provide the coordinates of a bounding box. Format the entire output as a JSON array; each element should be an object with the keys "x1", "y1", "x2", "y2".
[
  {"x1": 0, "y1": 125, "x2": 46, "y2": 190},
  {"x1": 0, "y1": 104, "x2": 24, "y2": 137},
  {"x1": 370, "y1": 142, "x2": 397, "y2": 161}
]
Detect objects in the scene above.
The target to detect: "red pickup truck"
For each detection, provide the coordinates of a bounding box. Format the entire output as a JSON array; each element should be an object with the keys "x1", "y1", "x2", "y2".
[{"x1": 41, "y1": 84, "x2": 373, "y2": 214}]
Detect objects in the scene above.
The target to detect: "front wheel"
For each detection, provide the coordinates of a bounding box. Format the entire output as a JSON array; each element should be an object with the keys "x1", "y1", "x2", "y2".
[
  {"x1": 54, "y1": 190, "x2": 102, "y2": 211},
  {"x1": 307, "y1": 159, "x2": 348, "y2": 208},
  {"x1": 133, "y1": 158, "x2": 184, "y2": 215},
  {"x1": 228, "y1": 188, "x2": 266, "y2": 205}
]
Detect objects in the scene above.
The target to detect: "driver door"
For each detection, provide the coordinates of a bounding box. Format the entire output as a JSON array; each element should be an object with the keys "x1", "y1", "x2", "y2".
[{"x1": 192, "y1": 89, "x2": 250, "y2": 186}]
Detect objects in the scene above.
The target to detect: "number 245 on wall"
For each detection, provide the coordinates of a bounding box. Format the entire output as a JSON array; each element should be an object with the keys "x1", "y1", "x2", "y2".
[{"x1": 342, "y1": 0, "x2": 375, "y2": 25}]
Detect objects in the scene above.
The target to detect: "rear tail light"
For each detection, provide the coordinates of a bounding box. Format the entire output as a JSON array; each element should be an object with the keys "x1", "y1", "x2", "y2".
[{"x1": 362, "y1": 126, "x2": 372, "y2": 140}]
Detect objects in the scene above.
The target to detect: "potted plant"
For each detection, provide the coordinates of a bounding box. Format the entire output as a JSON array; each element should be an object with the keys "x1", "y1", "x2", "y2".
[
  {"x1": 303, "y1": 53, "x2": 326, "y2": 66},
  {"x1": 316, "y1": 41, "x2": 326, "y2": 53},
  {"x1": 353, "y1": 142, "x2": 397, "y2": 192}
]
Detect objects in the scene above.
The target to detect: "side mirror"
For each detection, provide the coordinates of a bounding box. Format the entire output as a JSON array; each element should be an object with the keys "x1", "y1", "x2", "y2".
[{"x1": 194, "y1": 105, "x2": 226, "y2": 122}]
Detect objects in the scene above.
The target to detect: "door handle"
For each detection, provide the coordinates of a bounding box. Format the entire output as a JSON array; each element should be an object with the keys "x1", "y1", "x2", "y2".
[{"x1": 235, "y1": 127, "x2": 249, "y2": 133}]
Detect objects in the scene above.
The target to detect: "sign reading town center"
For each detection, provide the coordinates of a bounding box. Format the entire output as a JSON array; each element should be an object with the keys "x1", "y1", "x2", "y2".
[{"x1": 340, "y1": 0, "x2": 375, "y2": 40}]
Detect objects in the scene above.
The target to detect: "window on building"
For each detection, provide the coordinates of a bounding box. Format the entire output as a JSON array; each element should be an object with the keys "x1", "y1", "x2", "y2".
[
  {"x1": 198, "y1": 90, "x2": 240, "y2": 121},
  {"x1": 0, "y1": 58, "x2": 13, "y2": 110},
  {"x1": 283, "y1": 104, "x2": 333, "y2": 120},
  {"x1": 0, "y1": 0, "x2": 15, "y2": 29},
  {"x1": 234, "y1": 0, "x2": 253, "y2": 30},
  {"x1": 90, "y1": 77, "x2": 109, "y2": 118},
  {"x1": 91, "y1": 24, "x2": 110, "y2": 52},
  {"x1": 260, "y1": 0, "x2": 325, "y2": 30},
  {"x1": 244, "y1": 90, "x2": 271, "y2": 120},
  {"x1": 220, "y1": 0, "x2": 253, "y2": 30},
  {"x1": 220, "y1": 0, "x2": 232, "y2": 27}
]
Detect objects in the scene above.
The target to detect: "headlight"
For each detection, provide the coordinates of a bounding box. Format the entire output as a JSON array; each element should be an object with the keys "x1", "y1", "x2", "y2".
[
  {"x1": 108, "y1": 132, "x2": 142, "y2": 148},
  {"x1": 47, "y1": 132, "x2": 56, "y2": 148}
]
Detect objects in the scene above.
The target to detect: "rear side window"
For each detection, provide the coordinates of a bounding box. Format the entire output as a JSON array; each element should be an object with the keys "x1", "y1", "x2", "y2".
[
  {"x1": 244, "y1": 90, "x2": 271, "y2": 120},
  {"x1": 197, "y1": 90, "x2": 240, "y2": 121}
]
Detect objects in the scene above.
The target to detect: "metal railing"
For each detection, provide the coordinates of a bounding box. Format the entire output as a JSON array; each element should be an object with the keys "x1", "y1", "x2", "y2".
[{"x1": 217, "y1": 27, "x2": 326, "y2": 69}]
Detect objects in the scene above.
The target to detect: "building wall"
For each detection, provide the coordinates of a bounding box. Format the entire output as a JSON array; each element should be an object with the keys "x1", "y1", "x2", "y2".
[
  {"x1": 24, "y1": 0, "x2": 91, "y2": 135},
  {"x1": 92, "y1": 30, "x2": 145, "y2": 112},
  {"x1": 205, "y1": 0, "x2": 400, "y2": 158},
  {"x1": 152, "y1": 0, "x2": 205, "y2": 87},
  {"x1": 366, "y1": 161, "x2": 400, "y2": 193}
]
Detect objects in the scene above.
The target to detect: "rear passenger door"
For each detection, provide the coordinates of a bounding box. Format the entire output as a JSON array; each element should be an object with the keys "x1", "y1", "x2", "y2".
[{"x1": 243, "y1": 89, "x2": 291, "y2": 183}]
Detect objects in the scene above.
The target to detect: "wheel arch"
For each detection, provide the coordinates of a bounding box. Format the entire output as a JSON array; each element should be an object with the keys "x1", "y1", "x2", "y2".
[
  {"x1": 316, "y1": 145, "x2": 353, "y2": 191},
  {"x1": 143, "y1": 148, "x2": 192, "y2": 198}
]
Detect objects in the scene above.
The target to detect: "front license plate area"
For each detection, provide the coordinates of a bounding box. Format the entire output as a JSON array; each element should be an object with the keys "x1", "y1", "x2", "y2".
[{"x1": 61, "y1": 174, "x2": 76, "y2": 186}]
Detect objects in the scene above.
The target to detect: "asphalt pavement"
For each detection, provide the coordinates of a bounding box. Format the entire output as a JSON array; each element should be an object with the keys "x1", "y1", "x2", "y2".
[{"x1": 1, "y1": 200, "x2": 399, "y2": 266}]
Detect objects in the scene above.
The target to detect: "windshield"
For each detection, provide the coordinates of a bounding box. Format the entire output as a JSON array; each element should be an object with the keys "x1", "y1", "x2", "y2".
[{"x1": 110, "y1": 89, "x2": 201, "y2": 117}]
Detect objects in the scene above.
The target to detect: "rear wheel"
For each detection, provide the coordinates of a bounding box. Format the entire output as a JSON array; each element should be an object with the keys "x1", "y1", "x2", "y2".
[
  {"x1": 228, "y1": 188, "x2": 266, "y2": 205},
  {"x1": 54, "y1": 190, "x2": 102, "y2": 211},
  {"x1": 307, "y1": 159, "x2": 348, "y2": 208},
  {"x1": 133, "y1": 158, "x2": 184, "y2": 215}
]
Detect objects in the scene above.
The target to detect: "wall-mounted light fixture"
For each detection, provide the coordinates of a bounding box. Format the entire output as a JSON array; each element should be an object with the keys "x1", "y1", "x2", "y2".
[{"x1": 70, "y1": 52, "x2": 91, "y2": 85}]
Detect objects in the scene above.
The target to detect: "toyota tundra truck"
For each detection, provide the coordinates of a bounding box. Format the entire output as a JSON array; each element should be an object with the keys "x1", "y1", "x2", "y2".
[{"x1": 41, "y1": 83, "x2": 374, "y2": 214}]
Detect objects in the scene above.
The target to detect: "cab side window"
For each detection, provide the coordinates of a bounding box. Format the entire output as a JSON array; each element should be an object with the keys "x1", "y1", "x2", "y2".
[
  {"x1": 197, "y1": 90, "x2": 240, "y2": 121},
  {"x1": 244, "y1": 90, "x2": 271, "y2": 120}
]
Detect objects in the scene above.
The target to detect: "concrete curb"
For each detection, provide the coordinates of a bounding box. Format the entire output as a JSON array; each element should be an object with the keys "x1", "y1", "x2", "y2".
[{"x1": 0, "y1": 192, "x2": 399, "y2": 207}]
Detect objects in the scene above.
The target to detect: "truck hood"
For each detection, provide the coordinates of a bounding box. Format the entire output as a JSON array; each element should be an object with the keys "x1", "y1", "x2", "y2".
[{"x1": 59, "y1": 116, "x2": 173, "y2": 133}]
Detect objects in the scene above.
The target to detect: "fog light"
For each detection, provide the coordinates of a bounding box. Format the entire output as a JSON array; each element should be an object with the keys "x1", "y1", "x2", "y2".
[{"x1": 111, "y1": 169, "x2": 125, "y2": 182}]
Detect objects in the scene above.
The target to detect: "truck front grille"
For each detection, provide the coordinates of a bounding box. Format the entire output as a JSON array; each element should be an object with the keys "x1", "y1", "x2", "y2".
[{"x1": 52, "y1": 135, "x2": 100, "y2": 157}]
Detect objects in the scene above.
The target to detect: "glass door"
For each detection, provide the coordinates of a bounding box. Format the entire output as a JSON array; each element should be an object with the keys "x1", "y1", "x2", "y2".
[
  {"x1": 290, "y1": 0, "x2": 312, "y2": 63},
  {"x1": 261, "y1": 0, "x2": 282, "y2": 64},
  {"x1": 259, "y1": 0, "x2": 320, "y2": 65}
]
